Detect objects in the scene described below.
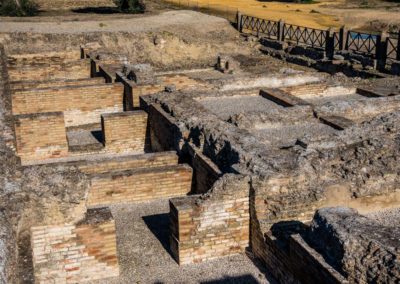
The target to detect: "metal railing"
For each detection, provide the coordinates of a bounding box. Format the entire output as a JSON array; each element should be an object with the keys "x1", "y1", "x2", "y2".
[
  {"x1": 241, "y1": 15, "x2": 279, "y2": 39},
  {"x1": 283, "y1": 24, "x2": 327, "y2": 48},
  {"x1": 387, "y1": 36, "x2": 399, "y2": 60},
  {"x1": 345, "y1": 31, "x2": 378, "y2": 55},
  {"x1": 238, "y1": 13, "x2": 400, "y2": 66}
]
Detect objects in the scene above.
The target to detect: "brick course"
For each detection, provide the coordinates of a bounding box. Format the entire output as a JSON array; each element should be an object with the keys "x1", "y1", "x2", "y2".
[
  {"x1": 10, "y1": 77, "x2": 105, "y2": 91},
  {"x1": 87, "y1": 164, "x2": 193, "y2": 207}
]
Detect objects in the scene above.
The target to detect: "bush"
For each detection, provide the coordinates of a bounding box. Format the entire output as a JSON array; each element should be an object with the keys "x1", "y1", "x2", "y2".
[
  {"x1": 114, "y1": 0, "x2": 145, "y2": 13},
  {"x1": 0, "y1": 0, "x2": 38, "y2": 16}
]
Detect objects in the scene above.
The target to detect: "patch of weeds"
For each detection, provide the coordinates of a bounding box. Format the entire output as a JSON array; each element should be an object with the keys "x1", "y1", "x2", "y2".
[{"x1": 99, "y1": 22, "x2": 106, "y2": 27}]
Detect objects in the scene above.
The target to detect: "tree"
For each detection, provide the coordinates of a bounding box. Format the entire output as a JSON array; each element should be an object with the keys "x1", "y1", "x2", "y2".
[
  {"x1": 114, "y1": 0, "x2": 145, "y2": 13},
  {"x1": 0, "y1": 0, "x2": 38, "y2": 16}
]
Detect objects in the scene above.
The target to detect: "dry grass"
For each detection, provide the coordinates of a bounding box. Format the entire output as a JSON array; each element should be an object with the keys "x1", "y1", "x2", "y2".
[{"x1": 164, "y1": 0, "x2": 400, "y2": 30}]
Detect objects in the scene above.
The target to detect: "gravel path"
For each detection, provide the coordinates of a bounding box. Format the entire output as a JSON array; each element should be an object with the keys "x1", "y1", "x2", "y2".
[
  {"x1": 0, "y1": 10, "x2": 227, "y2": 34},
  {"x1": 91, "y1": 200, "x2": 273, "y2": 284}
]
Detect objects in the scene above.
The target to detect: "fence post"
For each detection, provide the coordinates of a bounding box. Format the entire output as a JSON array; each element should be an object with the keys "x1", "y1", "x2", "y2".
[
  {"x1": 376, "y1": 32, "x2": 388, "y2": 71},
  {"x1": 277, "y1": 20, "x2": 285, "y2": 42},
  {"x1": 344, "y1": 30, "x2": 350, "y2": 50},
  {"x1": 338, "y1": 26, "x2": 345, "y2": 51},
  {"x1": 325, "y1": 28, "x2": 335, "y2": 60},
  {"x1": 237, "y1": 11, "x2": 242, "y2": 33},
  {"x1": 397, "y1": 31, "x2": 400, "y2": 61}
]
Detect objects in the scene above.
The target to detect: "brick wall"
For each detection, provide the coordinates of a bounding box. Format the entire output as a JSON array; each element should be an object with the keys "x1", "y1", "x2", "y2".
[
  {"x1": 148, "y1": 104, "x2": 182, "y2": 152},
  {"x1": 102, "y1": 111, "x2": 148, "y2": 153},
  {"x1": 33, "y1": 0, "x2": 116, "y2": 10},
  {"x1": 77, "y1": 151, "x2": 179, "y2": 174},
  {"x1": 289, "y1": 234, "x2": 346, "y2": 284},
  {"x1": 7, "y1": 51, "x2": 81, "y2": 66},
  {"x1": 12, "y1": 83, "x2": 124, "y2": 127},
  {"x1": 169, "y1": 175, "x2": 250, "y2": 265},
  {"x1": 186, "y1": 143, "x2": 222, "y2": 194},
  {"x1": 31, "y1": 208, "x2": 119, "y2": 283},
  {"x1": 7, "y1": 60, "x2": 90, "y2": 82},
  {"x1": 14, "y1": 112, "x2": 68, "y2": 163},
  {"x1": 10, "y1": 78, "x2": 105, "y2": 91},
  {"x1": 87, "y1": 164, "x2": 193, "y2": 207}
]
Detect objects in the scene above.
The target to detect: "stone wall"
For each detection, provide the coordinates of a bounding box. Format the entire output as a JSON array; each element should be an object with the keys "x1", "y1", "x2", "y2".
[
  {"x1": 87, "y1": 164, "x2": 193, "y2": 207},
  {"x1": 14, "y1": 112, "x2": 68, "y2": 162},
  {"x1": 12, "y1": 83, "x2": 124, "y2": 127},
  {"x1": 102, "y1": 110, "x2": 148, "y2": 153},
  {"x1": 169, "y1": 175, "x2": 250, "y2": 265},
  {"x1": 33, "y1": 0, "x2": 116, "y2": 10},
  {"x1": 31, "y1": 208, "x2": 119, "y2": 283},
  {"x1": 7, "y1": 60, "x2": 90, "y2": 82}
]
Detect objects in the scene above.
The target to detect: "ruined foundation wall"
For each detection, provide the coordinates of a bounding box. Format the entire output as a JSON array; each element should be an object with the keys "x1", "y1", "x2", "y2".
[
  {"x1": 7, "y1": 60, "x2": 90, "y2": 82},
  {"x1": 14, "y1": 112, "x2": 68, "y2": 162},
  {"x1": 31, "y1": 208, "x2": 119, "y2": 283},
  {"x1": 170, "y1": 175, "x2": 250, "y2": 265},
  {"x1": 308, "y1": 207, "x2": 400, "y2": 283},
  {"x1": 77, "y1": 152, "x2": 179, "y2": 174},
  {"x1": 7, "y1": 51, "x2": 81, "y2": 65},
  {"x1": 87, "y1": 165, "x2": 193, "y2": 207},
  {"x1": 186, "y1": 143, "x2": 222, "y2": 194},
  {"x1": 12, "y1": 83, "x2": 124, "y2": 127},
  {"x1": 148, "y1": 104, "x2": 183, "y2": 152},
  {"x1": 102, "y1": 111, "x2": 148, "y2": 153},
  {"x1": 9, "y1": 78, "x2": 104, "y2": 91}
]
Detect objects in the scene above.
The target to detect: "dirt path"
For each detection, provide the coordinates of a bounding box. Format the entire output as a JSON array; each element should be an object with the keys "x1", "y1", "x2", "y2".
[{"x1": 0, "y1": 10, "x2": 227, "y2": 34}]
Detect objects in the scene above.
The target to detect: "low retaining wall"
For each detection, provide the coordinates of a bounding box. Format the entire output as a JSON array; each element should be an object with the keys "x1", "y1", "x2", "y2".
[
  {"x1": 7, "y1": 60, "x2": 90, "y2": 82},
  {"x1": 9, "y1": 78, "x2": 105, "y2": 91},
  {"x1": 102, "y1": 111, "x2": 148, "y2": 153},
  {"x1": 87, "y1": 164, "x2": 193, "y2": 207},
  {"x1": 77, "y1": 151, "x2": 179, "y2": 174},
  {"x1": 12, "y1": 83, "x2": 124, "y2": 127}
]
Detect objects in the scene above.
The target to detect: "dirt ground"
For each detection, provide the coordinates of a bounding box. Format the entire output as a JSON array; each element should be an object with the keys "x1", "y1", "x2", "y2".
[
  {"x1": 0, "y1": 9, "x2": 253, "y2": 70},
  {"x1": 91, "y1": 200, "x2": 274, "y2": 284}
]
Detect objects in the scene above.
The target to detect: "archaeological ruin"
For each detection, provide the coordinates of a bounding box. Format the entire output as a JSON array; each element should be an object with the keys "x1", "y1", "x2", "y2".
[{"x1": 0, "y1": 2, "x2": 399, "y2": 283}]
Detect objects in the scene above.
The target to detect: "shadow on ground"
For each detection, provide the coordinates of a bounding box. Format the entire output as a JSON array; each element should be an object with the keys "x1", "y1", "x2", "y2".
[
  {"x1": 72, "y1": 7, "x2": 120, "y2": 14},
  {"x1": 200, "y1": 274, "x2": 261, "y2": 283},
  {"x1": 142, "y1": 213, "x2": 174, "y2": 259}
]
